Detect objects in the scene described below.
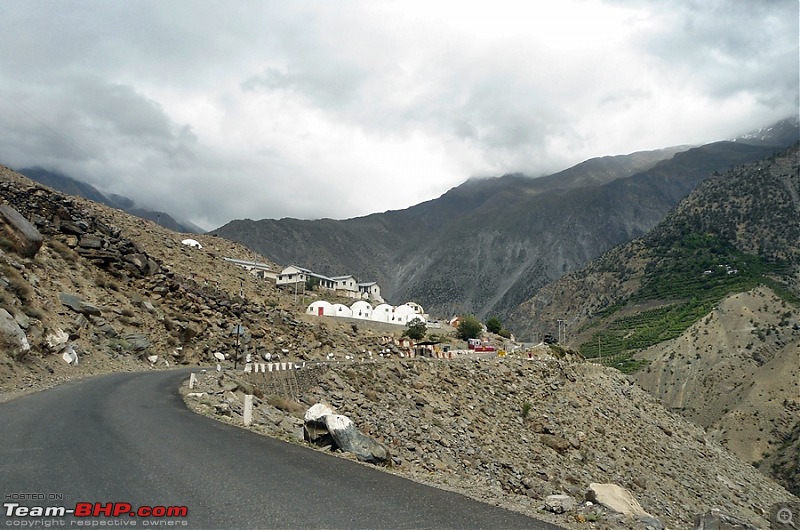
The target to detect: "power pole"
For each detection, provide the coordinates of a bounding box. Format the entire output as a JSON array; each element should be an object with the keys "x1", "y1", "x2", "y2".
[
  {"x1": 598, "y1": 335, "x2": 601, "y2": 363},
  {"x1": 557, "y1": 319, "x2": 566, "y2": 343}
]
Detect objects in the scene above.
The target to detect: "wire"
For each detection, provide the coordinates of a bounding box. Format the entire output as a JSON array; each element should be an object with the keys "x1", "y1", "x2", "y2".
[{"x1": 0, "y1": 88, "x2": 101, "y2": 163}]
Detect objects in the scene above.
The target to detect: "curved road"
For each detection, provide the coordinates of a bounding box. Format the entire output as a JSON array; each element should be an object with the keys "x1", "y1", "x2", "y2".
[{"x1": 0, "y1": 369, "x2": 562, "y2": 529}]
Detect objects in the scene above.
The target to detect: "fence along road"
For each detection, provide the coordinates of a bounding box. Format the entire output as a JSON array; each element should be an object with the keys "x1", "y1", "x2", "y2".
[{"x1": 0, "y1": 368, "x2": 563, "y2": 529}]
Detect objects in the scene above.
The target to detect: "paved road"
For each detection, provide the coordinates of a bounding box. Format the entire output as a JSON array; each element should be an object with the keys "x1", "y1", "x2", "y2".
[{"x1": 0, "y1": 369, "x2": 562, "y2": 529}]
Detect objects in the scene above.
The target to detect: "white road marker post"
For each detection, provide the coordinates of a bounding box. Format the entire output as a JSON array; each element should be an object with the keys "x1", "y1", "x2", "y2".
[
  {"x1": 243, "y1": 395, "x2": 253, "y2": 426},
  {"x1": 189, "y1": 373, "x2": 197, "y2": 390}
]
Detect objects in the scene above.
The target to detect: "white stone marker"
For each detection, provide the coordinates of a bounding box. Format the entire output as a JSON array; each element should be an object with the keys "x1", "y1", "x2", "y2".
[
  {"x1": 243, "y1": 395, "x2": 253, "y2": 426},
  {"x1": 189, "y1": 373, "x2": 197, "y2": 389}
]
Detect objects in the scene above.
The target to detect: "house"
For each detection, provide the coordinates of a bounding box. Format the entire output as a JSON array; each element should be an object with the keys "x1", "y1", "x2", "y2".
[
  {"x1": 276, "y1": 265, "x2": 335, "y2": 291},
  {"x1": 278, "y1": 265, "x2": 384, "y2": 302},
  {"x1": 351, "y1": 300, "x2": 373, "y2": 319},
  {"x1": 358, "y1": 282, "x2": 384, "y2": 303},
  {"x1": 331, "y1": 275, "x2": 360, "y2": 299},
  {"x1": 223, "y1": 257, "x2": 277, "y2": 280},
  {"x1": 307, "y1": 300, "x2": 334, "y2": 316},
  {"x1": 276, "y1": 265, "x2": 311, "y2": 289}
]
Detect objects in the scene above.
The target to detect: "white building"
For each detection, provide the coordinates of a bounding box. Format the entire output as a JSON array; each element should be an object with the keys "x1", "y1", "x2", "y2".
[
  {"x1": 371, "y1": 303, "x2": 394, "y2": 323},
  {"x1": 276, "y1": 265, "x2": 310, "y2": 289},
  {"x1": 307, "y1": 300, "x2": 334, "y2": 316},
  {"x1": 358, "y1": 282, "x2": 384, "y2": 303},
  {"x1": 223, "y1": 257, "x2": 277, "y2": 280},
  {"x1": 331, "y1": 275, "x2": 360, "y2": 299},
  {"x1": 277, "y1": 265, "x2": 335, "y2": 291},
  {"x1": 350, "y1": 300, "x2": 373, "y2": 319},
  {"x1": 331, "y1": 303, "x2": 353, "y2": 317}
]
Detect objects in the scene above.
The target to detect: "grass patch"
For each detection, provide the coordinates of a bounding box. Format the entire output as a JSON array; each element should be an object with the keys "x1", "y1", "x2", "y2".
[{"x1": 579, "y1": 232, "x2": 796, "y2": 374}]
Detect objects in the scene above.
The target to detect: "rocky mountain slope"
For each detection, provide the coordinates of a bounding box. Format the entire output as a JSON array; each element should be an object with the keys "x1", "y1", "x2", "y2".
[
  {"x1": 509, "y1": 142, "x2": 799, "y2": 342},
  {"x1": 1, "y1": 165, "x2": 797, "y2": 529},
  {"x1": 211, "y1": 119, "x2": 797, "y2": 322},
  {"x1": 0, "y1": 165, "x2": 401, "y2": 393},
  {"x1": 508, "y1": 143, "x2": 800, "y2": 494},
  {"x1": 632, "y1": 287, "x2": 800, "y2": 494},
  {"x1": 184, "y1": 354, "x2": 797, "y2": 530}
]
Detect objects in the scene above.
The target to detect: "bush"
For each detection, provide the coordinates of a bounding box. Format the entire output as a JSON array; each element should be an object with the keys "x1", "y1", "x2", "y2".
[
  {"x1": 485, "y1": 317, "x2": 502, "y2": 334},
  {"x1": 403, "y1": 318, "x2": 427, "y2": 341},
  {"x1": 457, "y1": 315, "x2": 482, "y2": 340}
]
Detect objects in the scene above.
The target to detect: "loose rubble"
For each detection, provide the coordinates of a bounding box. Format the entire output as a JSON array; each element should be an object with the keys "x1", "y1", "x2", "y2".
[{"x1": 182, "y1": 355, "x2": 797, "y2": 530}]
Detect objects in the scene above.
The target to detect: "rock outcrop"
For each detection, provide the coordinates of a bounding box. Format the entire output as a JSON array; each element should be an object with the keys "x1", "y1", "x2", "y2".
[
  {"x1": 0, "y1": 203, "x2": 43, "y2": 258},
  {"x1": 304, "y1": 402, "x2": 389, "y2": 465}
]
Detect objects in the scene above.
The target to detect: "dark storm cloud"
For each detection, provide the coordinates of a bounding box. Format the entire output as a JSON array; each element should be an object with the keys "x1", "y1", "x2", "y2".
[{"x1": 0, "y1": 1, "x2": 796, "y2": 230}]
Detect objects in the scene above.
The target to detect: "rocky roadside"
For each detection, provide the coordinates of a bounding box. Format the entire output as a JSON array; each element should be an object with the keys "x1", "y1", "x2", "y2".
[{"x1": 181, "y1": 352, "x2": 798, "y2": 530}]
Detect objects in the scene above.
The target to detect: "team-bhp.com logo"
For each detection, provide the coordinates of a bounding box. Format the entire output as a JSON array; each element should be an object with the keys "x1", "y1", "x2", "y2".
[{"x1": 4, "y1": 502, "x2": 188, "y2": 526}]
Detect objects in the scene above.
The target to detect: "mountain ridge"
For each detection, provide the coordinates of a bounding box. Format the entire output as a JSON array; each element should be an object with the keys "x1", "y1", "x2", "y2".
[
  {"x1": 212, "y1": 128, "x2": 795, "y2": 321},
  {"x1": 16, "y1": 166, "x2": 204, "y2": 234}
]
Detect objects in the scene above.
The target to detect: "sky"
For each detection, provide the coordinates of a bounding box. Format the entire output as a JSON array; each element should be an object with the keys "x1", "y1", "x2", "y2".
[{"x1": 0, "y1": 1, "x2": 797, "y2": 231}]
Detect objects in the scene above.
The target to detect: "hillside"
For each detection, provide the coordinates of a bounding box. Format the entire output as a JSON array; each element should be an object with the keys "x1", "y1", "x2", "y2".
[
  {"x1": 632, "y1": 287, "x2": 800, "y2": 494},
  {"x1": 0, "y1": 165, "x2": 402, "y2": 393},
  {"x1": 212, "y1": 119, "x2": 797, "y2": 322},
  {"x1": 507, "y1": 143, "x2": 800, "y2": 493},
  {"x1": 509, "y1": 143, "x2": 799, "y2": 348},
  {"x1": 0, "y1": 165, "x2": 797, "y2": 529}
]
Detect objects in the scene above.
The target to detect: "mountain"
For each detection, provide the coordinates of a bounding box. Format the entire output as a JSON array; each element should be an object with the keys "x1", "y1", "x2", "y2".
[
  {"x1": 0, "y1": 165, "x2": 796, "y2": 529},
  {"x1": 508, "y1": 142, "x2": 799, "y2": 344},
  {"x1": 212, "y1": 117, "x2": 797, "y2": 321},
  {"x1": 15, "y1": 166, "x2": 204, "y2": 234},
  {"x1": 507, "y1": 143, "x2": 800, "y2": 493}
]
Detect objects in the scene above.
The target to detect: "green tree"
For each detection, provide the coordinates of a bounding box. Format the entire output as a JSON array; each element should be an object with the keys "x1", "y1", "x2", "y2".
[
  {"x1": 485, "y1": 316, "x2": 502, "y2": 334},
  {"x1": 457, "y1": 315, "x2": 482, "y2": 340},
  {"x1": 403, "y1": 318, "x2": 427, "y2": 341},
  {"x1": 305, "y1": 276, "x2": 319, "y2": 291}
]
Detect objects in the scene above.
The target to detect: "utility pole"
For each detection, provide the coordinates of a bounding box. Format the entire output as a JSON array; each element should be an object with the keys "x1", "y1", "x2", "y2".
[{"x1": 557, "y1": 319, "x2": 566, "y2": 343}]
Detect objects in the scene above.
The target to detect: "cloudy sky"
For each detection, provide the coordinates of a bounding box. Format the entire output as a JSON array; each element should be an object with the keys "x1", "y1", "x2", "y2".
[{"x1": 0, "y1": 1, "x2": 797, "y2": 230}]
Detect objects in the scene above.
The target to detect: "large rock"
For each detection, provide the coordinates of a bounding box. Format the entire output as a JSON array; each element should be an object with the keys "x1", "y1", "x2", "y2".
[
  {"x1": 59, "y1": 293, "x2": 101, "y2": 316},
  {"x1": 0, "y1": 203, "x2": 43, "y2": 258},
  {"x1": 544, "y1": 494, "x2": 575, "y2": 514},
  {"x1": 0, "y1": 308, "x2": 30, "y2": 358},
  {"x1": 44, "y1": 328, "x2": 70, "y2": 352},
  {"x1": 586, "y1": 483, "x2": 650, "y2": 518},
  {"x1": 304, "y1": 403, "x2": 335, "y2": 446},
  {"x1": 324, "y1": 414, "x2": 389, "y2": 465},
  {"x1": 303, "y1": 403, "x2": 389, "y2": 465}
]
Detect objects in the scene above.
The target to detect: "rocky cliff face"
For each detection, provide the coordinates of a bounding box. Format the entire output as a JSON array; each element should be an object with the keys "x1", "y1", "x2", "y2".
[
  {"x1": 632, "y1": 287, "x2": 800, "y2": 491},
  {"x1": 508, "y1": 142, "x2": 800, "y2": 342}
]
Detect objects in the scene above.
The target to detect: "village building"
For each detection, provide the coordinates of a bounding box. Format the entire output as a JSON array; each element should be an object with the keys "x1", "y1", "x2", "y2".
[
  {"x1": 223, "y1": 257, "x2": 277, "y2": 280},
  {"x1": 330, "y1": 275, "x2": 360, "y2": 299},
  {"x1": 358, "y1": 282, "x2": 384, "y2": 303},
  {"x1": 276, "y1": 265, "x2": 335, "y2": 291},
  {"x1": 276, "y1": 265, "x2": 383, "y2": 301}
]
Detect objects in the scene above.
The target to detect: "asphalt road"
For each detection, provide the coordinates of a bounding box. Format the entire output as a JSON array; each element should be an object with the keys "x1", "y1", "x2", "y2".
[{"x1": 0, "y1": 368, "x2": 563, "y2": 529}]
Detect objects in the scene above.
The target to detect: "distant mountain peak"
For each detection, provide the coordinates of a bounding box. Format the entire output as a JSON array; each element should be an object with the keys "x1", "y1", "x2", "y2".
[{"x1": 14, "y1": 166, "x2": 203, "y2": 234}]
